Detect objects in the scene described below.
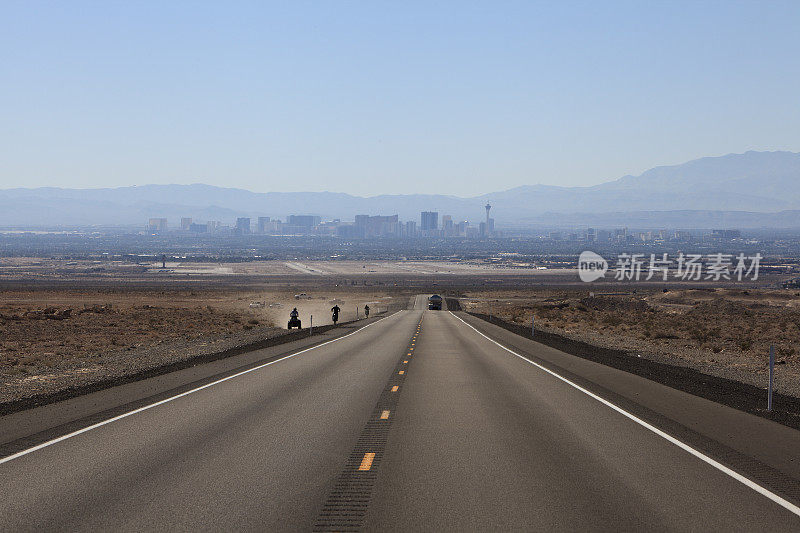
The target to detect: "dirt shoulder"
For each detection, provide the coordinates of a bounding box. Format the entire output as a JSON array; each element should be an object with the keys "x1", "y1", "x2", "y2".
[
  {"x1": 461, "y1": 288, "x2": 800, "y2": 400},
  {"x1": 0, "y1": 288, "x2": 405, "y2": 411}
]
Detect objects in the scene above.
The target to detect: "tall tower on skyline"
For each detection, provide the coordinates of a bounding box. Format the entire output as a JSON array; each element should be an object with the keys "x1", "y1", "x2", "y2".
[{"x1": 485, "y1": 202, "x2": 491, "y2": 229}]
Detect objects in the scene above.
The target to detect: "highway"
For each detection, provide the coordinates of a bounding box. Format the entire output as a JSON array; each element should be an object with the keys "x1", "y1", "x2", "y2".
[{"x1": 1, "y1": 295, "x2": 799, "y2": 531}]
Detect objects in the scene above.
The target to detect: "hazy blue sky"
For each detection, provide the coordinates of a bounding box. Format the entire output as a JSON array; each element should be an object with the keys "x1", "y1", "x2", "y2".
[{"x1": 2, "y1": 1, "x2": 799, "y2": 196}]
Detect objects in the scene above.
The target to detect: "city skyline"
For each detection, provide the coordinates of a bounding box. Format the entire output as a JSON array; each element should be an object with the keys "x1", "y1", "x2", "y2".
[
  {"x1": 1, "y1": 149, "x2": 798, "y2": 229},
  {"x1": 148, "y1": 209, "x2": 496, "y2": 239}
]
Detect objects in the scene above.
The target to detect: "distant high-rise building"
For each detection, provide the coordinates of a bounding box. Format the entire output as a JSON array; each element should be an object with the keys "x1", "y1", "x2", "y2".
[
  {"x1": 712, "y1": 229, "x2": 741, "y2": 239},
  {"x1": 281, "y1": 215, "x2": 320, "y2": 235},
  {"x1": 405, "y1": 220, "x2": 417, "y2": 238},
  {"x1": 257, "y1": 216, "x2": 271, "y2": 233},
  {"x1": 235, "y1": 217, "x2": 251, "y2": 234},
  {"x1": 353, "y1": 215, "x2": 398, "y2": 237},
  {"x1": 420, "y1": 211, "x2": 438, "y2": 232},
  {"x1": 180, "y1": 217, "x2": 192, "y2": 231},
  {"x1": 354, "y1": 215, "x2": 369, "y2": 234},
  {"x1": 336, "y1": 224, "x2": 359, "y2": 238},
  {"x1": 147, "y1": 218, "x2": 168, "y2": 233},
  {"x1": 287, "y1": 215, "x2": 321, "y2": 227},
  {"x1": 261, "y1": 220, "x2": 282, "y2": 234},
  {"x1": 207, "y1": 220, "x2": 221, "y2": 233},
  {"x1": 442, "y1": 215, "x2": 454, "y2": 237},
  {"x1": 189, "y1": 223, "x2": 207, "y2": 233}
]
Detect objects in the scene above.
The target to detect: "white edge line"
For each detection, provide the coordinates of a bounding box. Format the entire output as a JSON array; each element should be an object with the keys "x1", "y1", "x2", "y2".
[
  {"x1": 0, "y1": 313, "x2": 397, "y2": 466},
  {"x1": 449, "y1": 311, "x2": 800, "y2": 518}
]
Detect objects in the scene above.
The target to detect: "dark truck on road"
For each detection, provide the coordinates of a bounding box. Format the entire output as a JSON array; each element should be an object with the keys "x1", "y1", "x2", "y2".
[{"x1": 428, "y1": 294, "x2": 443, "y2": 310}]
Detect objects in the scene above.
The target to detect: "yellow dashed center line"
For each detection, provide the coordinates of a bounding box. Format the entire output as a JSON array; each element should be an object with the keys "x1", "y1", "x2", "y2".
[
  {"x1": 358, "y1": 452, "x2": 376, "y2": 471},
  {"x1": 403, "y1": 360, "x2": 408, "y2": 364},
  {"x1": 391, "y1": 385, "x2": 399, "y2": 392},
  {"x1": 380, "y1": 410, "x2": 390, "y2": 420},
  {"x1": 398, "y1": 370, "x2": 405, "y2": 375}
]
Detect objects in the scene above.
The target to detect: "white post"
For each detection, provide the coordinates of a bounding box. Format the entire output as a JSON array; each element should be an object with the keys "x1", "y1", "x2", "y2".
[
  {"x1": 768, "y1": 345, "x2": 775, "y2": 411},
  {"x1": 310, "y1": 315, "x2": 313, "y2": 336},
  {"x1": 531, "y1": 315, "x2": 535, "y2": 337}
]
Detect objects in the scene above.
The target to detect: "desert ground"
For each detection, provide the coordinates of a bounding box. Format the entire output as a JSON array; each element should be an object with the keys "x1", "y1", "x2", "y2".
[
  {"x1": 1, "y1": 257, "x2": 797, "y2": 407},
  {"x1": 0, "y1": 288, "x2": 396, "y2": 370},
  {"x1": 0, "y1": 257, "x2": 576, "y2": 278},
  {"x1": 0, "y1": 282, "x2": 404, "y2": 406},
  {"x1": 463, "y1": 287, "x2": 800, "y2": 396}
]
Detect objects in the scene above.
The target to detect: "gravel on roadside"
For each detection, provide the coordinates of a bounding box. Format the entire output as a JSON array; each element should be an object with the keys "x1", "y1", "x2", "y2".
[
  {"x1": 0, "y1": 325, "x2": 292, "y2": 405},
  {"x1": 527, "y1": 321, "x2": 800, "y2": 399}
]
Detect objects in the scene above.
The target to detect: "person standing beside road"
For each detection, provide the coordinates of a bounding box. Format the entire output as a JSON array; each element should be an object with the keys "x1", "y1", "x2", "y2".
[
  {"x1": 364, "y1": 305, "x2": 370, "y2": 318},
  {"x1": 331, "y1": 304, "x2": 340, "y2": 325}
]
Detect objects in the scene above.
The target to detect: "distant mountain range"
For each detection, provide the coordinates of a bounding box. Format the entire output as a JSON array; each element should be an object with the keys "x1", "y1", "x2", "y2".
[{"x1": 2, "y1": 151, "x2": 800, "y2": 229}]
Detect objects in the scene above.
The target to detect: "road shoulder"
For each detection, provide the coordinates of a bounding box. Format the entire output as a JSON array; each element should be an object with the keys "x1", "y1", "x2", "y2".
[
  {"x1": 0, "y1": 314, "x2": 397, "y2": 455},
  {"x1": 453, "y1": 310, "x2": 800, "y2": 507}
]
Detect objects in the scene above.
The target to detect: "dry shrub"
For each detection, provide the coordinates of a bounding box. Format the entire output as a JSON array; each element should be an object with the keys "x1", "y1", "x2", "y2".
[
  {"x1": 601, "y1": 315, "x2": 623, "y2": 327},
  {"x1": 738, "y1": 338, "x2": 754, "y2": 352}
]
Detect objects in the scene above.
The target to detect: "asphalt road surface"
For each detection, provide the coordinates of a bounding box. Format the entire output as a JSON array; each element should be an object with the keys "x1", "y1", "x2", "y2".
[{"x1": 1, "y1": 295, "x2": 799, "y2": 531}]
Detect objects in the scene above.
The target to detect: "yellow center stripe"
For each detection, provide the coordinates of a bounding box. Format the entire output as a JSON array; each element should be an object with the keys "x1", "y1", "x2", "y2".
[
  {"x1": 380, "y1": 410, "x2": 390, "y2": 420},
  {"x1": 358, "y1": 452, "x2": 376, "y2": 471},
  {"x1": 391, "y1": 385, "x2": 399, "y2": 392},
  {"x1": 398, "y1": 370, "x2": 405, "y2": 375},
  {"x1": 403, "y1": 360, "x2": 408, "y2": 363}
]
